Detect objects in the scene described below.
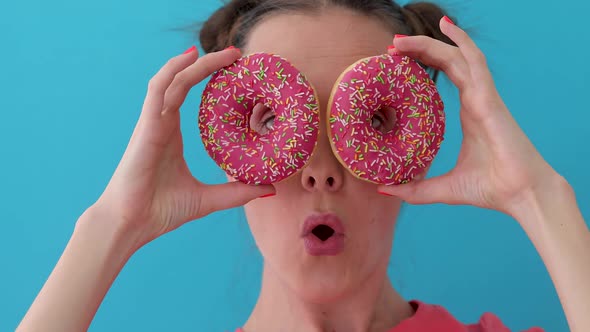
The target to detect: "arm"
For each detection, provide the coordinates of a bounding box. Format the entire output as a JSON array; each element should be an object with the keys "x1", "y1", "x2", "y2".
[
  {"x1": 511, "y1": 174, "x2": 590, "y2": 332},
  {"x1": 378, "y1": 17, "x2": 589, "y2": 331},
  {"x1": 16, "y1": 209, "x2": 136, "y2": 332},
  {"x1": 17, "y1": 46, "x2": 273, "y2": 331}
]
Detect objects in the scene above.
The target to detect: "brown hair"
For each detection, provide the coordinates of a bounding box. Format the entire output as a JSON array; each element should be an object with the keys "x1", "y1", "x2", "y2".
[{"x1": 198, "y1": 0, "x2": 457, "y2": 82}]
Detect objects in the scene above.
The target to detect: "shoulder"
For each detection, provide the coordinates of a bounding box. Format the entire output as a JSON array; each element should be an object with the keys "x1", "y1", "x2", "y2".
[{"x1": 390, "y1": 300, "x2": 544, "y2": 332}]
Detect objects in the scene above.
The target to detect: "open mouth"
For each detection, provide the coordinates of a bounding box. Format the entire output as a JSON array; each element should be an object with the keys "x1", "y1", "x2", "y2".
[
  {"x1": 311, "y1": 224, "x2": 335, "y2": 241},
  {"x1": 302, "y1": 213, "x2": 345, "y2": 256}
]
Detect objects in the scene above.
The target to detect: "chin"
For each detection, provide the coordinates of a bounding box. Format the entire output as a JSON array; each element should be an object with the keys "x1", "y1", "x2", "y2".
[
  {"x1": 286, "y1": 262, "x2": 362, "y2": 304},
  {"x1": 294, "y1": 279, "x2": 351, "y2": 304}
]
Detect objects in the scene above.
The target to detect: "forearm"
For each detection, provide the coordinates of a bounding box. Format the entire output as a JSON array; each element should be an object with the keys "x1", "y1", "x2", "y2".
[
  {"x1": 17, "y1": 208, "x2": 137, "y2": 332},
  {"x1": 511, "y1": 174, "x2": 590, "y2": 332}
]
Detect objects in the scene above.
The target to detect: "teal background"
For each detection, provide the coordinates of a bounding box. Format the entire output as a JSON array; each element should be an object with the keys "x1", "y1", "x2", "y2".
[{"x1": 1, "y1": 0, "x2": 588, "y2": 331}]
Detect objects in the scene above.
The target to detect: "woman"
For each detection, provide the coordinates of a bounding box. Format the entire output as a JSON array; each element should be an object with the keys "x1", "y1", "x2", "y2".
[{"x1": 17, "y1": 0, "x2": 590, "y2": 331}]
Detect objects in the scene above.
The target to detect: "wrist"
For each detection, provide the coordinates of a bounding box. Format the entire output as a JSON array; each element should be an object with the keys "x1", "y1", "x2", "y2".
[
  {"x1": 77, "y1": 205, "x2": 143, "y2": 257},
  {"x1": 508, "y1": 171, "x2": 577, "y2": 234},
  {"x1": 507, "y1": 173, "x2": 590, "y2": 331}
]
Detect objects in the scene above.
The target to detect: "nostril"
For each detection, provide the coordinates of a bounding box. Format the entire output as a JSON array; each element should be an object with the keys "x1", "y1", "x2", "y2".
[
  {"x1": 308, "y1": 177, "x2": 316, "y2": 187},
  {"x1": 326, "y1": 177, "x2": 334, "y2": 186}
]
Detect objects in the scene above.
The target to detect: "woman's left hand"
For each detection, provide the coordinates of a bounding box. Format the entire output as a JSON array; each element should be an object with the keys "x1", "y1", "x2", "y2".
[{"x1": 377, "y1": 17, "x2": 561, "y2": 217}]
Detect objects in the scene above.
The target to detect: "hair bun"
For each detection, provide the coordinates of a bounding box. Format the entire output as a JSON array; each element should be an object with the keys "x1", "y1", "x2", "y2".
[
  {"x1": 200, "y1": 0, "x2": 259, "y2": 53},
  {"x1": 401, "y1": 2, "x2": 456, "y2": 46}
]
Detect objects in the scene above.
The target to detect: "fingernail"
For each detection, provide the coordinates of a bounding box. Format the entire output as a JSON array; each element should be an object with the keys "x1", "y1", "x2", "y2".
[
  {"x1": 387, "y1": 45, "x2": 399, "y2": 56},
  {"x1": 395, "y1": 34, "x2": 408, "y2": 39},
  {"x1": 259, "y1": 193, "x2": 276, "y2": 198},
  {"x1": 443, "y1": 16, "x2": 455, "y2": 25},
  {"x1": 183, "y1": 45, "x2": 197, "y2": 54},
  {"x1": 378, "y1": 191, "x2": 394, "y2": 197},
  {"x1": 225, "y1": 45, "x2": 241, "y2": 56}
]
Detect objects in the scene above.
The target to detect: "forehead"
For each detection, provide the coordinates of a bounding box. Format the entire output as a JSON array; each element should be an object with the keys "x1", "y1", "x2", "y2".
[{"x1": 243, "y1": 7, "x2": 394, "y2": 97}]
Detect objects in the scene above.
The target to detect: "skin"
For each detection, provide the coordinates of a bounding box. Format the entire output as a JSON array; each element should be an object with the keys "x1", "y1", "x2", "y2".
[
  {"x1": 16, "y1": 6, "x2": 590, "y2": 332},
  {"x1": 237, "y1": 8, "x2": 413, "y2": 332}
]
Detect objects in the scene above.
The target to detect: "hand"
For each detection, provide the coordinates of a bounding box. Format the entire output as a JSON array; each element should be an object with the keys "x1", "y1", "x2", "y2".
[
  {"x1": 377, "y1": 18, "x2": 559, "y2": 217},
  {"x1": 89, "y1": 46, "x2": 275, "y2": 250}
]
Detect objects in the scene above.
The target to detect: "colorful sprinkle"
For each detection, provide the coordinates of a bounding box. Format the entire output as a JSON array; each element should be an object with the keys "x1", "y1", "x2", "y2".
[
  {"x1": 328, "y1": 54, "x2": 445, "y2": 185},
  {"x1": 198, "y1": 53, "x2": 320, "y2": 185}
]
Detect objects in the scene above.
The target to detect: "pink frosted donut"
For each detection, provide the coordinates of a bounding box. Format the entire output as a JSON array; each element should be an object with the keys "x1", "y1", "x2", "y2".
[
  {"x1": 328, "y1": 54, "x2": 445, "y2": 185},
  {"x1": 198, "y1": 53, "x2": 320, "y2": 185}
]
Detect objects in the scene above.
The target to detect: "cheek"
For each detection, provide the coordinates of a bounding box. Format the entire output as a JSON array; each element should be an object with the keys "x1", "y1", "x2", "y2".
[
  {"x1": 243, "y1": 200, "x2": 274, "y2": 238},
  {"x1": 372, "y1": 213, "x2": 397, "y2": 251},
  {"x1": 361, "y1": 198, "x2": 401, "y2": 253},
  {"x1": 373, "y1": 200, "x2": 401, "y2": 232},
  {"x1": 243, "y1": 197, "x2": 296, "y2": 255},
  {"x1": 236, "y1": 172, "x2": 303, "y2": 250}
]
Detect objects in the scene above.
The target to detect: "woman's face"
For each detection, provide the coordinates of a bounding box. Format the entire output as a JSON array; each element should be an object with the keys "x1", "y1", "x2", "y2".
[{"x1": 239, "y1": 7, "x2": 403, "y2": 303}]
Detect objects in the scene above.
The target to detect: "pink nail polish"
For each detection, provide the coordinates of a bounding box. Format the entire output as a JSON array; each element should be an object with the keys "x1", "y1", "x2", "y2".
[
  {"x1": 183, "y1": 45, "x2": 197, "y2": 54},
  {"x1": 387, "y1": 46, "x2": 400, "y2": 56},
  {"x1": 443, "y1": 16, "x2": 455, "y2": 25},
  {"x1": 378, "y1": 191, "x2": 394, "y2": 197},
  {"x1": 395, "y1": 34, "x2": 408, "y2": 39},
  {"x1": 260, "y1": 193, "x2": 276, "y2": 198}
]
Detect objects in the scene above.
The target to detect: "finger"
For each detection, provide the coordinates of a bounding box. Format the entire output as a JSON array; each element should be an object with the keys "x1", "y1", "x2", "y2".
[
  {"x1": 198, "y1": 181, "x2": 276, "y2": 217},
  {"x1": 387, "y1": 45, "x2": 400, "y2": 56},
  {"x1": 122, "y1": 47, "x2": 199, "y2": 168},
  {"x1": 439, "y1": 17, "x2": 494, "y2": 86},
  {"x1": 142, "y1": 47, "x2": 200, "y2": 122},
  {"x1": 393, "y1": 35, "x2": 470, "y2": 90},
  {"x1": 161, "y1": 47, "x2": 242, "y2": 116},
  {"x1": 377, "y1": 173, "x2": 459, "y2": 205}
]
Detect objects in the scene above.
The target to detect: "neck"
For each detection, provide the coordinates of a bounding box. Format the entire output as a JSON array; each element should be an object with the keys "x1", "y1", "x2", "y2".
[{"x1": 243, "y1": 263, "x2": 414, "y2": 332}]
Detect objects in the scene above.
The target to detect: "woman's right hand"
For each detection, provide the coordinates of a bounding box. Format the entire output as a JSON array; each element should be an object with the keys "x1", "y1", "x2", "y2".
[{"x1": 88, "y1": 46, "x2": 275, "y2": 251}]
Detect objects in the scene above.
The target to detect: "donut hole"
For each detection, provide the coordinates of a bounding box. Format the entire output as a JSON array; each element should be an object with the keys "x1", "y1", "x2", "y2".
[
  {"x1": 372, "y1": 105, "x2": 398, "y2": 134},
  {"x1": 249, "y1": 103, "x2": 275, "y2": 135}
]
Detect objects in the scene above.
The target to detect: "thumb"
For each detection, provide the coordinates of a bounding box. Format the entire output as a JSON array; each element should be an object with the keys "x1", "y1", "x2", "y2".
[
  {"x1": 377, "y1": 173, "x2": 453, "y2": 205},
  {"x1": 198, "y1": 181, "x2": 276, "y2": 217}
]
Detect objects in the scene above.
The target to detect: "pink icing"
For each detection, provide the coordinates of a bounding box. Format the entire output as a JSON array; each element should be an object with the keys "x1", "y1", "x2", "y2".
[
  {"x1": 329, "y1": 54, "x2": 445, "y2": 185},
  {"x1": 199, "y1": 53, "x2": 320, "y2": 185}
]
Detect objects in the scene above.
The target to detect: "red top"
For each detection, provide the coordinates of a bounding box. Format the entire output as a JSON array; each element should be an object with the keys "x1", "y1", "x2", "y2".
[{"x1": 235, "y1": 300, "x2": 544, "y2": 331}]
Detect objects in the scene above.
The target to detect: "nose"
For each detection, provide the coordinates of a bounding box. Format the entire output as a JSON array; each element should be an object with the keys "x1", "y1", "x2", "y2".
[{"x1": 300, "y1": 128, "x2": 344, "y2": 193}]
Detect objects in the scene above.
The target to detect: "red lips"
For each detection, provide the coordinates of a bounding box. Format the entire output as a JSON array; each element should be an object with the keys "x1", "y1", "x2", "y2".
[{"x1": 301, "y1": 213, "x2": 346, "y2": 256}]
